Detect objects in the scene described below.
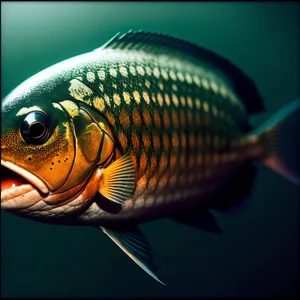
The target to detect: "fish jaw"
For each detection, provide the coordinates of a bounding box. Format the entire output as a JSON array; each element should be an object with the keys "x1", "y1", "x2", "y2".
[
  {"x1": 1, "y1": 159, "x2": 49, "y2": 194},
  {"x1": 1, "y1": 158, "x2": 103, "y2": 222}
]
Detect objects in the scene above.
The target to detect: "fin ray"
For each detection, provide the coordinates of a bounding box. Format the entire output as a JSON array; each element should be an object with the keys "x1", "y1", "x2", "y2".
[
  {"x1": 100, "y1": 226, "x2": 165, "y2": 285},
  {"x1": 99, "y1": 153, "x2": 136, "y2": 204}
]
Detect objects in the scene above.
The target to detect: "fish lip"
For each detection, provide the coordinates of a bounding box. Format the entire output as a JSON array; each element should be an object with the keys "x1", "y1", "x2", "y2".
[{"x1": 1, "y1": 159, "x2": 49, "y2": 194}]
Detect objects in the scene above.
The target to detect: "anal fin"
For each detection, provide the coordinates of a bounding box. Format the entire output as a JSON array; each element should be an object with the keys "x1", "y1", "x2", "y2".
[{"x1": 100, "y1": 226, "x2": 165, "y2": 285}]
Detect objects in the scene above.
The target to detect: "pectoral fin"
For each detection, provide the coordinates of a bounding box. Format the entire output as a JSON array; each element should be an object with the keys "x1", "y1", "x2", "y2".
[
  {"x1": 98, "y1": 153, "x2": 136, "y2": 204},
  {"x1": 100, "y1": 226, "x2": 165, "y2": 285}
]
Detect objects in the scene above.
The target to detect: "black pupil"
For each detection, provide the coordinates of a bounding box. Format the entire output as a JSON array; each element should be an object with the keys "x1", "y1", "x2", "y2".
[
  {"x1": 29, "y1": 122, "x2": 45, "y2": 138},
  {"x1": 21, "y1": 111, "x2": 50, "y2": 144}
]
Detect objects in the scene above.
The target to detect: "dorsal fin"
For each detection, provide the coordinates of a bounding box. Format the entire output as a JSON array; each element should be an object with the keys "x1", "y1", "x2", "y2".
[{"x1": 96, "y1": 30, "x2": 265, "y2": 115}]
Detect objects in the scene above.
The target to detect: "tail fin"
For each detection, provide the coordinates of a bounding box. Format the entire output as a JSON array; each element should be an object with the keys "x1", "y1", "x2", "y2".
[{"x1": 252, "y1": 99, "x2": 300, "y2": 185}]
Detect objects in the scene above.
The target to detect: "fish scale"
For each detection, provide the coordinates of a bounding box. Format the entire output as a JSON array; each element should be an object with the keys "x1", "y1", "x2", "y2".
[{"x1": 75, "y1": 54, "x2": 248, "y2": 211}]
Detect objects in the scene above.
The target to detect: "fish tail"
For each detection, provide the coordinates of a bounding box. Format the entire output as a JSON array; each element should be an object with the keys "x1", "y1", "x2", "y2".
[{"x1": 252, "y1": 99, "x2": 300, "y2": 185}]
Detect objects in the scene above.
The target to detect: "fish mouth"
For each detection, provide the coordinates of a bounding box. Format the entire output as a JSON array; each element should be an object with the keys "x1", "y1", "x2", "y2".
[{"x1": 1, "y1": 159, "x2": 49, "y2": 201}]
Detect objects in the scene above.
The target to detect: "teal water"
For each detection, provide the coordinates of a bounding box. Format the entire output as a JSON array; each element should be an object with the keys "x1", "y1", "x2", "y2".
[{"x1": 1, "y1": 2, "x2": 299, "y2": 298}]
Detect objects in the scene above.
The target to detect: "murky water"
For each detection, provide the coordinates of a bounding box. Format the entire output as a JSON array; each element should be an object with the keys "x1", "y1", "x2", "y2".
[{"x1": 1, "y1": 2, "x2": 299, "y2": 297}]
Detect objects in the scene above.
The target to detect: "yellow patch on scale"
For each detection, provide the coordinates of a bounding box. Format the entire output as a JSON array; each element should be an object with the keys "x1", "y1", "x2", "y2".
[
  {"x1": 165, "y1": 94, "x2": 171, "y2": 106},
  {"x1": 69, "y1": 79, "x2": 93, "y2": 104},
  {"x1": 119, "y1": 66, "x2": 128, "y2": 77},
  {"x1": 185, "y1": 73, "x2": 193, "y2": 84},
  {"x1": 123, "y1": 91, "x2": 131, "y2": 104},
  {"x1": 86, "y1": 72, "x2": 95, "y2": 83},
  {"x1": 151, "y1": 94, "x2": 156, "y2": 104},
  {"x1": 97, "y1": 69, "x2": 105, "y2": 80},
  {"x1": 59, "y1": 100, "x2": 79, "y2": 118},
  {"x1": 93, "y1": 97, "x2": 105, "y2": 112},
  {"x1": 158, "y1": 82, "x2": 164, "y2": 90},
  {"x1": 172, "y1": 84, "x2": 178, "y2": 91},
  {"x1": 193, "y1": 75, "x2": 201, "y2": 87},
  {"x1": 109, "y1": 68, "x2": 117, "y2": 77},
  {"x1": 201, "y1": 78, "x2": 209, "y2": 90},
  {"x1": 177, "y1": 72, "x2": 185, "y2": 82},
  {"x1": 142, "y1": 92, "x2": 150, "y2": 104},
  {"x1": 180, "y1": 96, "x2": 186, "y2": 107},
  {"x1": 153, "y1": 67, "x2": 160, "y2": 78},
  {"x1": 104, "y1": 94, "x2": 111, "y2": 107},
  {"x1": 172, "y1": 94, "x2": 179, "y2": 107},
  {"x1": 113, "y1": 93, "x2": 121, "y2": 106},
  {"x1": 129, "y1": 65, "x2": 136, "y2": 76},
  {"x1": 187, "y1": 96, "x2": 193, "y2": 109},
  {"x1": 145, "y1": 66, "x2": 152, "y2": 76},
  {"x1": 157, "y1": 93, "x2": 164, "y2": 107},
  {"x1": 145, "y1": 80, "x2": 151, "y2": 89},
  {"x1": 210, "y1": 81, "x2": 219, "y2": 93},
  {"x1": 203, "y1": 102, "x2": 209, "y2": 113},
  {"x1": 133, "y1": 91, "x2": 141, "y2": 104},
  {"x1": 169, "y1": 70, "x2": 177, "y2": 81},
  {"x1": 161, "y1": 69, "x2": 169, "y2": 80},
  {"x1": 137, "y1": 66, "x2": 145, "y2": 76},
  {"x1": 195, "y1": 98, "x2": 201, "y2": 109}
]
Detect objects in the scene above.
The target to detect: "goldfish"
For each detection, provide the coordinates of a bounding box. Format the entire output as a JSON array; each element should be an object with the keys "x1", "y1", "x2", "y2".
[{"x1": 1, "y1": 30, "x2": 300, "y2": 285}]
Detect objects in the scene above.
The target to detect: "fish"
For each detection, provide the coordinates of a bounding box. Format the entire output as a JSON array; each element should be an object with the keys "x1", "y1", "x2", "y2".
[{"x1": 1, "y1": 30, "x2": 300, "y2": 285}]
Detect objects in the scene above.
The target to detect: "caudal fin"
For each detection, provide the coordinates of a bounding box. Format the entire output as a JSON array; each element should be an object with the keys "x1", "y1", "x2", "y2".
[{"x1": 252, "y1": 99, "x2": 300, "y2": 185}]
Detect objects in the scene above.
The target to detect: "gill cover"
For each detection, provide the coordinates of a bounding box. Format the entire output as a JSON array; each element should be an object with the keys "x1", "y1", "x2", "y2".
[{"x1": 54, "y1": 100, "x2": 115, "y2": 194}]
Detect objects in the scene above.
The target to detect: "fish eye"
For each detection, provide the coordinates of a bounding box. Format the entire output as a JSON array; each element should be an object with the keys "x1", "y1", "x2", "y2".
[{"x1": 21, "y1": 111, "x2": 51, "y2": 144}]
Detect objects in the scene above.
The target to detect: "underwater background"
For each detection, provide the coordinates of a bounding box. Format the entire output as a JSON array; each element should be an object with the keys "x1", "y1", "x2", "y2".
[{"x1": 1, "y1": 2, "x2": 299, "y2": 298}]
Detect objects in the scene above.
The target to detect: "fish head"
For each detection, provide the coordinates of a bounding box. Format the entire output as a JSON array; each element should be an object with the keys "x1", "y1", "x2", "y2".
[{"x1": 1, "y1": 60, "x2": 115, "y2": 221}]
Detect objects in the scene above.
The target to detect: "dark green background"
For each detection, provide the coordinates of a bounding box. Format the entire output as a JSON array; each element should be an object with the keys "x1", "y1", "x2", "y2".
[{"x1": 1, "y1": 2, "x2": 299, "y2": 298}]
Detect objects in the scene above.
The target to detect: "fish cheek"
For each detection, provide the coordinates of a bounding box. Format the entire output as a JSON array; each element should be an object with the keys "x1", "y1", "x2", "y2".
[
  {"x1": 2, "y1": 123, "x2": 75, "y2": 192},
  {"x1": 35, "y1": 122, "x2": 75, "y2": 191}
]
